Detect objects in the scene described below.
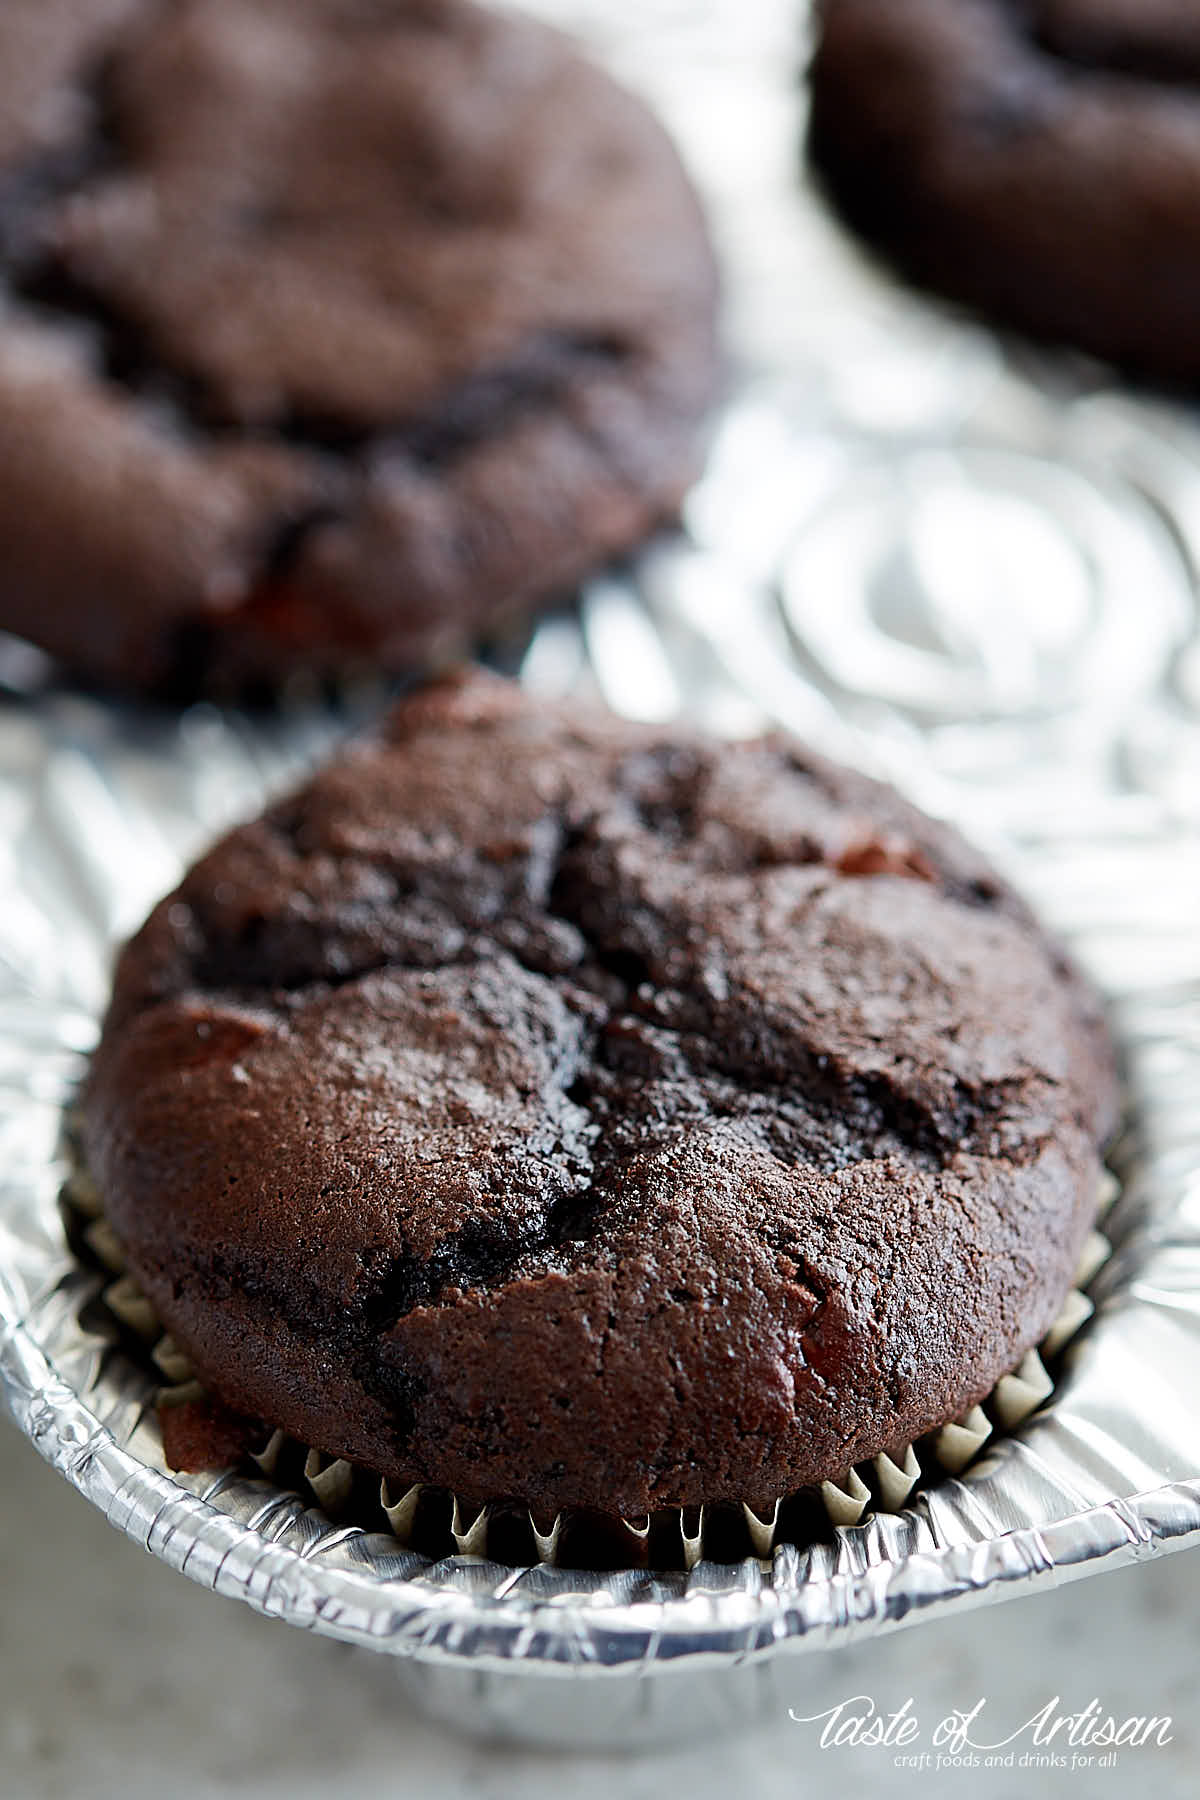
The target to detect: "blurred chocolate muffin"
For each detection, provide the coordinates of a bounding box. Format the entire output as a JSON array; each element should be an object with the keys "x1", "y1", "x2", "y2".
[
  {"x1": 0, "y1": 0, "x2": 719, "y2": 695},
  {"x1": 808, "y1": 0, "x2": 1200, "y2": 384}
]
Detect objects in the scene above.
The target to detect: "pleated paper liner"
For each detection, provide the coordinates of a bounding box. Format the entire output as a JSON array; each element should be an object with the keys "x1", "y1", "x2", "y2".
[{"x1": 60, "y1": 1161, "x2": 1119, "y2": 1573}]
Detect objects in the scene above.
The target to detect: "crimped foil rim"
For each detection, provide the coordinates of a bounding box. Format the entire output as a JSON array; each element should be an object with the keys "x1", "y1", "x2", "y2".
[
  {"x1": 3, "y1": 1069, "x2": 1195, "y2": 1672},
  {"x1": 6, "y1": 1310, "x2": 1200, "y2": 1670}
]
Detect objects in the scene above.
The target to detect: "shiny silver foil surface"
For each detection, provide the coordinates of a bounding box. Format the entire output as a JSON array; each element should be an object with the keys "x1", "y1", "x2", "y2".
[{"x1": 2, "y1": 0, "x2": 1200, "y2": 1746}]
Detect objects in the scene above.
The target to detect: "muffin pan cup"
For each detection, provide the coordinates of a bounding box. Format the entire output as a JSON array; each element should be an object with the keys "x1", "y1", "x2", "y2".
[{"x1": 2, "y1": 607, "x2": 1198, "y2": 1748}]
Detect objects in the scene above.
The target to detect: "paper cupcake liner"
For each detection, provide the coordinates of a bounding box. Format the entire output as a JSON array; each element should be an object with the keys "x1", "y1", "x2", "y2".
[{"x1": 60, "y1": 1162, "x2": 1119, "y2": 1571}]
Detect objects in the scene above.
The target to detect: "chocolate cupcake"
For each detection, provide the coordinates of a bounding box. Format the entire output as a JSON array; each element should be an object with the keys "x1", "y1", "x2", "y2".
[
  {"x1": 0, "y1": 0, "x2": 719, "y2": 696},
  {"x1": 78, "y1": 670, "x2": 1119, "y2": 1559},
  {"x1": 808, "y1": 0, "x2": 1200, "y2": 385}
]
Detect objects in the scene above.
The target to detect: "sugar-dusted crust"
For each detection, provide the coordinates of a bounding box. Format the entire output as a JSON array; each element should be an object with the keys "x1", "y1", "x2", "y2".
[
  {"x1": 0, "y1": 0, "x2": 718, "y2": 694},
  {"x1": 808, "y1": 0, "x2": 1200, "y2": 384},
  {"x1": 84, "y1": 671, "x2": 1118, "y2": 1515}
]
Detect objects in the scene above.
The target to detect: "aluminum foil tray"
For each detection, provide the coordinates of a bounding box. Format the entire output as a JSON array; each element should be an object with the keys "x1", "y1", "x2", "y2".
[{"x1": 2, "y1": 0, "x2": 1200, "y2": 1747}]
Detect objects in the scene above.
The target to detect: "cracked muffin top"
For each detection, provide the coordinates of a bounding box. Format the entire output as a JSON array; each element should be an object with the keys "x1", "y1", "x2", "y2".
[
  {"x1": 82, "y1": 671, "x2": 1118, "y2": 1516},
  {"x1": 0, "y1": 0, "x2": 718, "y2": 695}
]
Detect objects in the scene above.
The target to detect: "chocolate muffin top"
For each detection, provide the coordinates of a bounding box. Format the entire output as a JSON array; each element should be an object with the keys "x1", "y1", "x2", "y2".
[
  {"x1": 0, "y1": 0, "x2": 718, "y2": 695},
  {"x1": 83, "y1": 671, "x2": 1118, "y2": 1516},
  {"x1": 808, "y1": 0, "x2": 1200, "y2": 385}
]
